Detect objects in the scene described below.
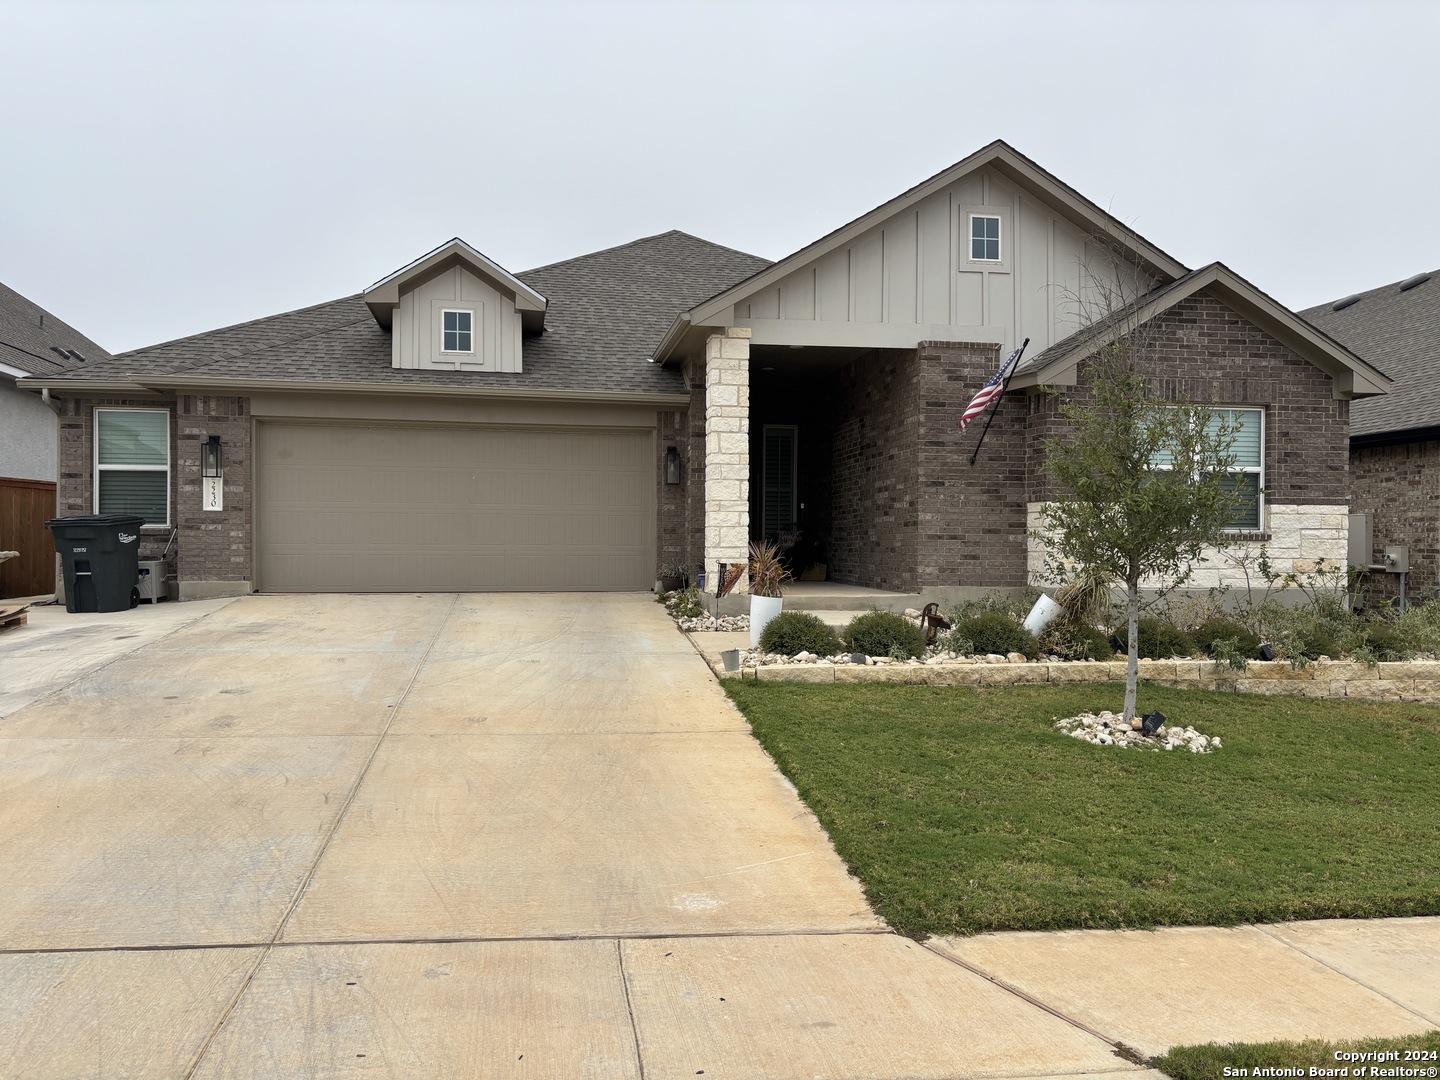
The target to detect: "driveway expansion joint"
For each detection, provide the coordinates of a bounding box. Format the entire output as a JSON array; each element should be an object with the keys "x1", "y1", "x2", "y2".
[
  {"x1": 0, "y1": 926, "x2": 901, "y2": 957},
  {"x1": 921, "y1": 940, "x2": 1127, "y2": 1053},
  {"x1": 180, "y1": 594, "x2": 461, "y2": 1080},
  {"x1": 1252, "y1": 922, "x2": 1440, "y2": 1027}
]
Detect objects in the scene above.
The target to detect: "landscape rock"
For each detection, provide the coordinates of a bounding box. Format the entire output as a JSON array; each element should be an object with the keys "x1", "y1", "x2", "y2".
[{"x1": 1054, "y1": 710, "x2": 1220, "y2": 753}]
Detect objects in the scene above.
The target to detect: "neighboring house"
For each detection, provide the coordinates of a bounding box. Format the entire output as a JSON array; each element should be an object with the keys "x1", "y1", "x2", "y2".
[
  {"x1": 1302, "y1": 271, "x2": 1440, "y2": 602},
  {"x1": 19, "y1": 141, "x2": 1390, "y2": 602},
  {"x1": 1, "y1": 282, "x2": 111, "y2": 598}
]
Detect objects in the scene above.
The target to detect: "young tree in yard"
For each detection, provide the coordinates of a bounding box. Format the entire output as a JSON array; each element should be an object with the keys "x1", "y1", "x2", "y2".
[{"x1": 1040, "y1": 343, "x2": 1241, "y2": 725}]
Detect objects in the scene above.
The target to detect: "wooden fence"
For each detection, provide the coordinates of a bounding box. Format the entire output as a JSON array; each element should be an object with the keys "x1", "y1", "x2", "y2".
[{"x1": 0, "y1": 477, "x2": 57, "y2": 599}]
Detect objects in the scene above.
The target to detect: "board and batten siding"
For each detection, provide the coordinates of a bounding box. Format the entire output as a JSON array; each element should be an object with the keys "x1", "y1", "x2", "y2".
[
  {"x1": 731, "y1": 165, "x2": 1153, "y2": 357},
  {"x1": 391, "y1": 264, "x2": 524, "y2": 373}
]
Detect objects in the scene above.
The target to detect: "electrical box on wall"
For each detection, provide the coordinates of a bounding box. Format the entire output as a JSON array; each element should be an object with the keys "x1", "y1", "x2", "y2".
[{"x1": 1384, "y1": 546, "x2": 1409, "y2": 573}]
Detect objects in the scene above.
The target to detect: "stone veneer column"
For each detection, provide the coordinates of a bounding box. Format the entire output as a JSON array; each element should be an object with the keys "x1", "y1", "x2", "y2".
[{"x1": 704, "y1": 327, "x2": 751, "y2": 594}]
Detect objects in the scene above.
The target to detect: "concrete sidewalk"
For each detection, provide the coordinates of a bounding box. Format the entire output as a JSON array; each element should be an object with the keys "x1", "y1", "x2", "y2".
[{"x1": 0, "y1": 594, "x2": 1435, "y2": 1078}]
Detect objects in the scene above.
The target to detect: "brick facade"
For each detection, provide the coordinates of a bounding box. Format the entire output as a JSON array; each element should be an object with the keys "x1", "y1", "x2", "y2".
[
  {"x1": 828, "y1": 349, "x2": 921, "y2": 590},
  {"x1": 1028, "y1": 294, "x2": 1351, "y2": 507},
  {"x1": 59, "y1": 394, "x2": 254, "y2": 596},
  {"x1": 1351, "y1": 438, "x2": 1440, "y2": 603},
  {"x1": 655, "y1": 405, "x2": 689, "y2": 577},
  {"x1": 175, "y1": 395, "x2": 252, "y2": 592},
  {"x1": 58, "y1": 395, "x2": 178, "y2": 564},
  {"x1": 916, "y1": 341, "x2": 1026, "y2": 588}
]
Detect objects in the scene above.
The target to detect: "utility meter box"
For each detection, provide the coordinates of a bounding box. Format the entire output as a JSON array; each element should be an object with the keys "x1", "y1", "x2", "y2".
[{"x1": 1384, "y1": 546, "x2": 1409, "y2": 573}]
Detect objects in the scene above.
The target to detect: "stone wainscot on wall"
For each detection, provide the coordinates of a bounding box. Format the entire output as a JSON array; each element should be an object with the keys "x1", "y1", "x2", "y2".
[{"x1": 1026, "y1": 503, "x2": 1351, "y2": 591}]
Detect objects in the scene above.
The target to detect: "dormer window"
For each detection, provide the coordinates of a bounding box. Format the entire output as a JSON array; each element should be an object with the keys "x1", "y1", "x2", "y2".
[
  {"x1": 970, "y1": 215, "x2": 1001, "y2": 261},
  {"x1": 442, "y1": 309, "x2": 473, "y2": 353}
]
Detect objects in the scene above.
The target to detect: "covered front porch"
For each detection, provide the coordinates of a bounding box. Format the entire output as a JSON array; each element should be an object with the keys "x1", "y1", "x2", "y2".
[{"x1": 695, "y1": 327, "x2": 1027, "y2": 600}]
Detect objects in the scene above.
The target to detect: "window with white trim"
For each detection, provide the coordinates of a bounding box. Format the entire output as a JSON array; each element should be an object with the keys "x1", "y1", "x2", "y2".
[
  {"x1": 1210, "y1": 408, "x2": 1263, "y2": 531},
  {"x1": 95, "y1": 408, "x2": 169, "y2": 525},
  {"x1": 1151, "y1": 407, "x2": 1263, "y2": 531},
  {"x1": 441, "y1": 309, "x2": 473, "y2": 353},
  {"x1": 969, "y1": 214, "x2": 1001, "y2": 261}
]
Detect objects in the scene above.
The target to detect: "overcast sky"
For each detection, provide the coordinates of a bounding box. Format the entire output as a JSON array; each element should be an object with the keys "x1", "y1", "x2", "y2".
[{"x1": 3, "y1": 0, "x2": 1437, "y2": 354}]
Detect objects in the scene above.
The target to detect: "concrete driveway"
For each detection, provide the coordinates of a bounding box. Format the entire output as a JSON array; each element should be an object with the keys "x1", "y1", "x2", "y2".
[{"x1": 1, "y1": 592, "x2": 1147, "y2": 1079}]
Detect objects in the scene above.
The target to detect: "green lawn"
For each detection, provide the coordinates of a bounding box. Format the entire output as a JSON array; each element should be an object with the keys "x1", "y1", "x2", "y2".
[
  {"x1": 1152, "y1": 1030, "x2": 1440, "y2": 1079},
  {"x1": 723, "y1": 682, "x2": 1440, "y2": 937}
]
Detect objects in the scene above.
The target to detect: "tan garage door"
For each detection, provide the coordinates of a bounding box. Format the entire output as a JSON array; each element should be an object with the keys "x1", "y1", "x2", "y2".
[{"x1": 256, "y1": 421, "x2": 654, "y2": 591}]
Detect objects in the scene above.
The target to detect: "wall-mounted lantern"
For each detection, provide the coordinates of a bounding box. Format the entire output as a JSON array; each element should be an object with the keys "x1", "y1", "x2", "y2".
[
  {"x1": 201, "y1": 435, "x2": 224, "y2": 512},
  {"x1": 664, "y1": 446, "x2": 683, "y2": 485},
  {"x1": 201, "y1": 435, "x2": 223, "y2": 478}
]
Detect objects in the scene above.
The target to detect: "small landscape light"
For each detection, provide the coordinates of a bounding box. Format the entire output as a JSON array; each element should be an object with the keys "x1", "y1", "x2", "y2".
[
  {"x1": 1259, "y1": 643, "x2": 1277, "y2": 661},
  {"x1": 1141, "y1": 710, "x2": 1166, "y2": 736}
]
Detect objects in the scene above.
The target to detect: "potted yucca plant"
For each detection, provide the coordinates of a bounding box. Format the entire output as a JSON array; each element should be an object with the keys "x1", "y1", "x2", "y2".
[{"x1": 748, "y1": 540, "x2": 791, "y2": 648}]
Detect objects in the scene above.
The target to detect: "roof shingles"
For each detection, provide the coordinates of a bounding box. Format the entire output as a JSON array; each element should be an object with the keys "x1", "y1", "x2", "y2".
[
  {"x1": 1301, "y1": 272, "x2": 1440, "y2": 439},
  {"x1": 38, "y1": 231, "x2": 771, "y2": 397},
  {"x1": 0, "y1": 281, "x2": 112, "y2": 377}
]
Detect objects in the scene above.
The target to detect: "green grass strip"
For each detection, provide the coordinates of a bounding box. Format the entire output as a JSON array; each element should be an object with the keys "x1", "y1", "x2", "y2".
[
  {"x1": 1153, "y1": 1030, "x2": 1440, "y2": 1079},
  {"x1": 723, "y1": 682, "x2": 1440, "y2": 937}
]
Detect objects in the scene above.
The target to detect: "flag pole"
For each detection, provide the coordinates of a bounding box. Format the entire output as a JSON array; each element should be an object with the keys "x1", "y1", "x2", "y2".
[{"x1": 968, "y1": 337, "x2": 1029, "y2": 467}]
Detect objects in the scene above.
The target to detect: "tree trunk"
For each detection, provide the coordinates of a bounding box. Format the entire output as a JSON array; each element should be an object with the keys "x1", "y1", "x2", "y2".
[{"x1": 1124, "y1": 580, "x2": 1140, "y2": 726}]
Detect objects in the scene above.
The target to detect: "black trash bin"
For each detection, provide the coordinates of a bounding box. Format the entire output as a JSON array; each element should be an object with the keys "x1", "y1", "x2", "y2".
[{"x1": 46, "y1": 515, "x2": 146, "y2": 613}]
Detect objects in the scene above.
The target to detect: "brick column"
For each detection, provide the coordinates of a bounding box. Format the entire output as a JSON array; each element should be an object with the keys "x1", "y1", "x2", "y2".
[{"x1": 704, "y1": 327, "x2": 751, "y2": 593}]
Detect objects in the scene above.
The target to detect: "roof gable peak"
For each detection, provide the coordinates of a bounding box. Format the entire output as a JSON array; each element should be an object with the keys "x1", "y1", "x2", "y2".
[
  {"x1": 672, "y1": 140, "x2": 1190, "y2": 339},
  {"x1": 364, "y1": 238, "x2": 547, "y2": 331}
]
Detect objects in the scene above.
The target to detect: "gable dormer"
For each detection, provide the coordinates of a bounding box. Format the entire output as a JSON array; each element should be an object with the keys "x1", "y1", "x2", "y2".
[{"x1": 364, "y1": 239, "x2": 546, "y2": 373}]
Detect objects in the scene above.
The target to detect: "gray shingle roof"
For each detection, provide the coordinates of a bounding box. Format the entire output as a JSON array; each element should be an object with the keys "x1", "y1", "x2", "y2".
[
  {"x1": 39, "y1": 231, "x2": 771, "y2": 396},
  {"x1": 1301, "y1": 272, "x2": 1440, "y2": 440},
  {"x1": 0, "y1": 281, "x2": 112, "y2": 377}
]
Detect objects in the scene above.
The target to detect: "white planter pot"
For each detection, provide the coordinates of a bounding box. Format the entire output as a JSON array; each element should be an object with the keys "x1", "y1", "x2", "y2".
[
  {"x1": 749, "y1": 595, "x2": 784, "y2": 648},
  {"x1": 1022, "y1": 594, "x2": 1065, "y2": 636}
]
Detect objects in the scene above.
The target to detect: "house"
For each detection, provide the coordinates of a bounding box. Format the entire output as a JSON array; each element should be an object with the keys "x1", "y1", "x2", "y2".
[
  {"x1": 0, "y1": 282, "x2": 111, "y2": 598},
  {"x1": 20, "y1": 141, "x2": 1390, "y2": 603},
  {"x1": 1302, "y1": 271, "x2": 1439, "y2": 602}
]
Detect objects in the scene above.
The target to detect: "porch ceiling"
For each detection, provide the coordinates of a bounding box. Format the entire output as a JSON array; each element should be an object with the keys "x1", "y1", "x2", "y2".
[{"x1": 748, "y1": 343, "x2": 870, "y2": 379}]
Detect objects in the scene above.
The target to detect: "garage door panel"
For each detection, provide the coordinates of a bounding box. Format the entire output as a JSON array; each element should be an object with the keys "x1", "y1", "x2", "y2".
[{"x1": 257, "y1": 422, "x2": 654, "y2": 592}]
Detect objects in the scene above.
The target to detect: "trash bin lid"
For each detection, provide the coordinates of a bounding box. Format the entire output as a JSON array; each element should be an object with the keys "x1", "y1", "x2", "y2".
[{"x1": 45, "y1": 514, "x2": 148, "y2": 528}]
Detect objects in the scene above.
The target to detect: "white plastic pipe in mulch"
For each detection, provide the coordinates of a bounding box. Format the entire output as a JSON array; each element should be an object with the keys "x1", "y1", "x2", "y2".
[{"x1": 1022, "y1": 594, "x2": 1064, "y2": 636}]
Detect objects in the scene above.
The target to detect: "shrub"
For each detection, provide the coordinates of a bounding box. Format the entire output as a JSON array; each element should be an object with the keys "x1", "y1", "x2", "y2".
[
  {"x1": 1040, "y1": 620, "x2": 1114, "y2": 661},
  {"x1": 950, "y1": 611, "x2": 1039, "y2": 659},
  {"x1": 1358, "y1": 625, "x2": 1411, "y2": 662},
  {"x1": 758, "y1": 611, "x2": 843, "y2": 657},
  {"x1": 1390, "y1": 599, "x2": 1440, "y2": 656},
  {"x1": 1301, "y1": 624, "x2": 1342, "y2": 659},
  {"x1": 843, "y1": 610, "x2": 927, "y2": 660},
  {"x1": 944, "y1": 587, "x2": 1041, "y2": 626},
  {"x1": 1191, "y1": 618, "x2": 1261, "y2": 660},
  {"x1": 1134, "y1": 617, "x2": 1197, "y2": 659}
]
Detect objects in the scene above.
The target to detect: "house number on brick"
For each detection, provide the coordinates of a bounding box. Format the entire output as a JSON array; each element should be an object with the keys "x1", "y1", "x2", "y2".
[{"x1": 203, "y1": 476, "x2": 223, "y2": 512}]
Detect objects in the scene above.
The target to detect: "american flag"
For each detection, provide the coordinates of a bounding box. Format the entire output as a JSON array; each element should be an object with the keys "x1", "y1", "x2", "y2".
[{"x1": 957, "y1": 343, "x2": 1026, "y2": 433}]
